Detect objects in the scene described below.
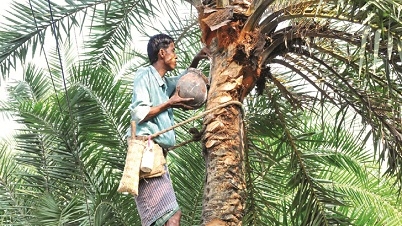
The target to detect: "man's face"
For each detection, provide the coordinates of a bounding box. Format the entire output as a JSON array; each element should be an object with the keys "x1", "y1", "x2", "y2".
[{"x1": 161, "y1": 42, "x2": 177, "y2": 71}]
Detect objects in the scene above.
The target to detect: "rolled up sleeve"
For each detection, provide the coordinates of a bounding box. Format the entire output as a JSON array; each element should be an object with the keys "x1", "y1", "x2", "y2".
[{"x1": 129, "y1": 103, "x2": 150, "y2": 123}]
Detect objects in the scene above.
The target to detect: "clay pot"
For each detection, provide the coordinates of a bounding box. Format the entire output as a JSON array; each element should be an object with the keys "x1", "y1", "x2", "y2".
[{"x1": 176, "y1": 68, "x2": 208, "y2": 108}]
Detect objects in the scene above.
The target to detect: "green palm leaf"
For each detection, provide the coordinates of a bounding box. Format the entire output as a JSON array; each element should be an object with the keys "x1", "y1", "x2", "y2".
[{"x1": 1, "y1": 0, "x2": 402, "y2": 224}]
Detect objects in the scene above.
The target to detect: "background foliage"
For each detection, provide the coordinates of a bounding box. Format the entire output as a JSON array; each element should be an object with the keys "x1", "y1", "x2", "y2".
[{"x1": 0, "y1": 0, "x2": 401, "y2": 225}]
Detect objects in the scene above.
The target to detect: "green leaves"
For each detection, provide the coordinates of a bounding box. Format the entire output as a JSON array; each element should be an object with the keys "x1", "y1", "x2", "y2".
[
  {"x1": 255, "y1": 0, "x2": 402, "y2": 191},
  {"x1": 0, "y1": 48, "x2": 134, "y2": 224},
  {"x1": 0, "y1": 145, "x2": 32, "y2": 226},
  {"x1": 243, "y1": 92, "x2": 402, "y2": 225},
  {"x1": 0, "y1": 0, "x2": 160, "y2": 76},
  {"x1": 1, "y1": 0, "x2": 402, "y2": 225}
]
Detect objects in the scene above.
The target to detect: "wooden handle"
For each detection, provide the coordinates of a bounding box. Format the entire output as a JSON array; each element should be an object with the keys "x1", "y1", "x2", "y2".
[{"x1": 130, "y1": 121, "x2": 136, "y2": 139}]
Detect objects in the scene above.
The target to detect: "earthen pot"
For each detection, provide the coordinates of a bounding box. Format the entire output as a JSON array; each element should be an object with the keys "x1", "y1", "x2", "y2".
[{"x1": 176, "y1": 68, "x2": 208, "y2": 109}]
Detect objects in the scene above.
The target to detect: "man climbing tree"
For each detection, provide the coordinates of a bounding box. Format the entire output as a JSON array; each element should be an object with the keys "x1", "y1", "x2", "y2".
[
  {"x1": 0, "y1": 0, "x2": 401, "y2": 225},
  {"x1": 128, "y1": 33, "x2": 208, "y2": 226}
]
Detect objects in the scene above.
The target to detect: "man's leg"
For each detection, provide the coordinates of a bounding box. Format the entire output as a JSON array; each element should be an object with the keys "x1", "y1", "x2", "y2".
[{"x1": 165, "y1": 210, "x2": 181, "y2": 226}]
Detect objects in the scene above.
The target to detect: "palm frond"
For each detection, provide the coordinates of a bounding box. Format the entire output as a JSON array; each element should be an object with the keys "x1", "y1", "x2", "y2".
[
  {"x1": 85, "y1": 0, "x2": 159, "y2": 67},
  {"x1": 243, "y1": 90, "x2": 401, "y2": 225},
  {"x1": 0, "y1": 0, "x2": 159, "y2": 76},
  {"x1": 0, "y1": 143, "x2": 34, "y2": 225},
  {"x1": 249, "y1": 0, "x2": 402, "y2": 187}
]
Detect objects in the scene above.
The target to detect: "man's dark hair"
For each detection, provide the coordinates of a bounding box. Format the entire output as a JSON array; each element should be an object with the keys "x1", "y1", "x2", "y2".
[{"x1": 147, "y1": 34, "x2": 174, "y2": 64}]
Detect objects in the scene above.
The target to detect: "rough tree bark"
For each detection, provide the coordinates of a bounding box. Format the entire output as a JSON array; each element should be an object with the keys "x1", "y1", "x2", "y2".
[
  {"x1": 201, "y1": 49, "x2": 246, "y2": 225},
  {"x1": 196, "y1": 2, "x2": 265, "y2": 225}
]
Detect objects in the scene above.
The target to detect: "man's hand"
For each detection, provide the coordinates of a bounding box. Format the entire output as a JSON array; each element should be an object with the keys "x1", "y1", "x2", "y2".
[
  {"x1": 168, "y1": 88, "x2": 195, "y2": 110},
  {"x1": 195, "y1": 46, "x2": 211, "y2": 60},
  {"x1": 190, "y1": 46, "x2": 211, "y2": 68}
]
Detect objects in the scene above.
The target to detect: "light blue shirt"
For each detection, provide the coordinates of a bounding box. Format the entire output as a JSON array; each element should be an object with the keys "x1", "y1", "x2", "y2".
[{"x1": 128, "y1": 65, "x2": 185, "y2": 148}]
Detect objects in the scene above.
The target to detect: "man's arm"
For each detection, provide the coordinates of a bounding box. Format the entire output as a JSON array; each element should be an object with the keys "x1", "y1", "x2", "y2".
[
  {"x1": 141, "y1": 47, "x2": 210, "y2": 123},
  {"x1": 140, "y1": 88, "x2": 194, "y2": 122},
  {"x1": 189, "y1": 47, "x2": 210, "y2": 68}
]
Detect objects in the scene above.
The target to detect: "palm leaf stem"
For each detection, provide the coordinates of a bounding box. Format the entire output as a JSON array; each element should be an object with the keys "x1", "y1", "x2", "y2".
[
  {"x1": 43, "y1": 1, "x2": 93, "y2": 221},
  {"x1": 270, "y1": 93, "x2": 333, "y2": 225},
  {"x1": 305, "y1": 50, "x2": 401, "y2": 139},
  {"x1": 27, "y1": 1, "x2": 63, "y2": 112},
  {"x1": 262, "y1": 28, "x2": 401, "y2": 72},
  {"x1": 270, "y1": 58, "x2": 337, "y2": 106},
  {"x1": 281, "y1": 49, "x2": 402, "y2": 176},
  {"x1": 240, "y1": 0, "x2": 275, "y2": 37},
  {"x1": 311, "y1": 44, "x2": 402, "y2": 92}
]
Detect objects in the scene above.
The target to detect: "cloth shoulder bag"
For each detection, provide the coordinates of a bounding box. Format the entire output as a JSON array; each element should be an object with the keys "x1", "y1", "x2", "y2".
[{"x1": 117, "y1": 121, "x2": 166, "y2": 196}]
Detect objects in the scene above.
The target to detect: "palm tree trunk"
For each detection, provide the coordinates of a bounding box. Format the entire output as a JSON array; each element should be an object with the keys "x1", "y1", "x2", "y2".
[{"x1": 201, "y1": 50, "x2": 247, "y2": 225}]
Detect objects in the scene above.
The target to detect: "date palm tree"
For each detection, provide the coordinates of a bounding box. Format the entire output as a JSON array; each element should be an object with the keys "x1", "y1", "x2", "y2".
[
  {"x1": 190, "y1": 0, "x2": 402, "y2": 224},
  {"x1": 0, "y1": 0, "x2": 401, "y2": 225}
]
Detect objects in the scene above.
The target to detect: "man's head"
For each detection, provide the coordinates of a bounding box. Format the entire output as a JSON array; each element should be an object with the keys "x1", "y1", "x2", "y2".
[{"x1": 147, "y1": 34, "x2": 177, "y2": 71}]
